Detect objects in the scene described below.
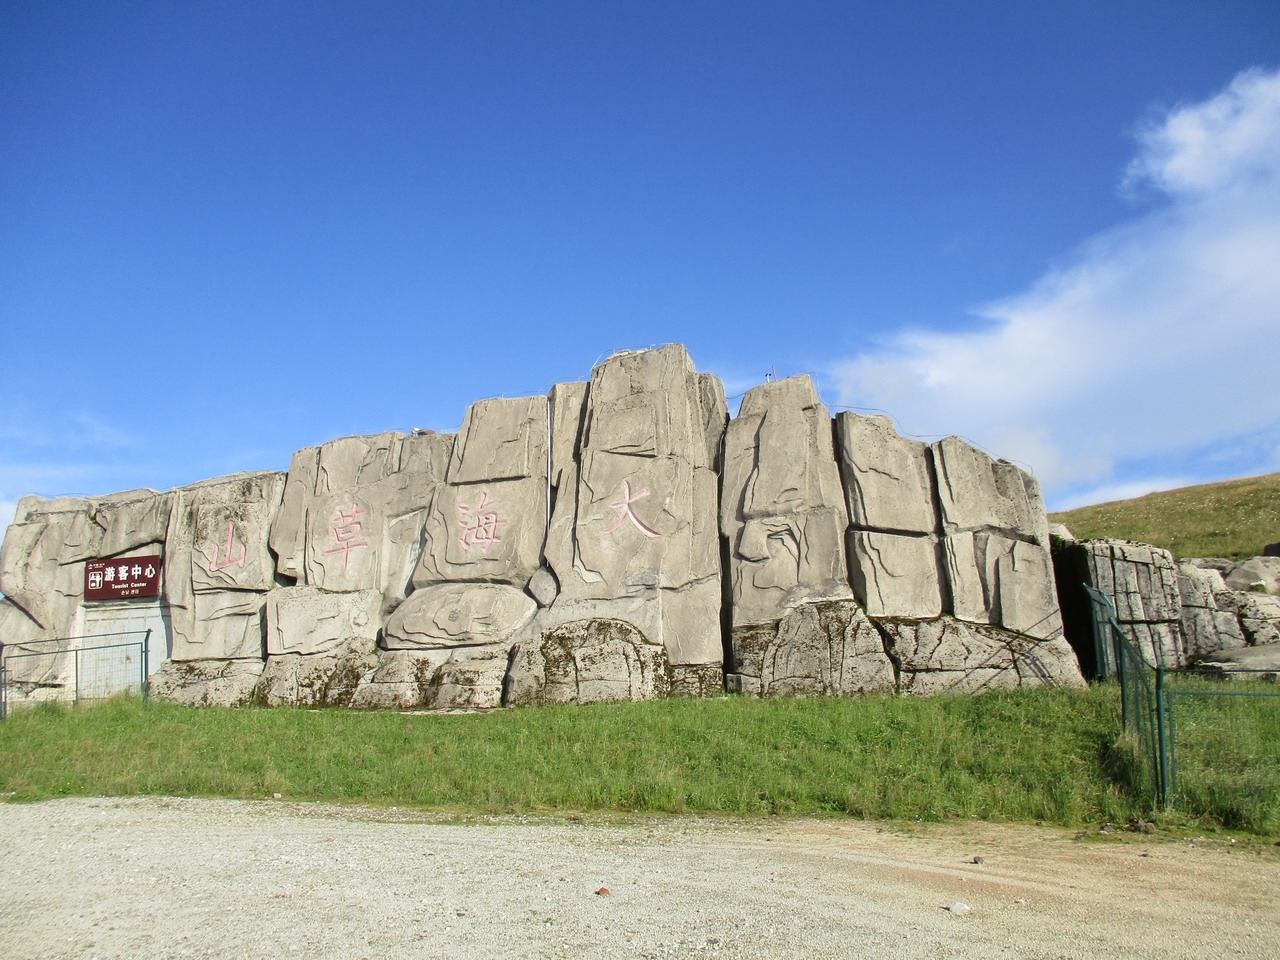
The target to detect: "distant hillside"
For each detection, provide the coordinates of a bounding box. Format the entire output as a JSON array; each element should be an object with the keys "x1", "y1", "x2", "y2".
[{"x1": 1049, "y1": 472, "x2": 1280, "y2": 560}]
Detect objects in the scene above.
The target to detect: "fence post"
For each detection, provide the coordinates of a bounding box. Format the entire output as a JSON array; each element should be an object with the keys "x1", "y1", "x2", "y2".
[
  {"x1": 74, "y1": 647, "x2": 80, "y2": 707},
  {"x1": 1155, "y1": 665, "x2": 1170, "y2": 809},
  {"x1": 142, "y1": 628, "x2": 151, "y2": 699}
]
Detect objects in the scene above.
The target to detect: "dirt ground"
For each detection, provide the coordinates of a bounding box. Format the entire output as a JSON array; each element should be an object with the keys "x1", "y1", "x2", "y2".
[{"x1": 1, "y1": 797, "x2": 1277, "y2": 959}]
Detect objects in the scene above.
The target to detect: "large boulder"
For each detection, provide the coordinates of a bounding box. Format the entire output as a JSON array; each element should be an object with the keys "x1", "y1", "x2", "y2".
[
  {"x1": 721, "y1": 377, "x2": 854, "y2": 686},
  {"x1": 164, "y1": 472, "x2": 286, "y2": 661},
  {"x1": 414, "y1": 397, "x2": 549, "y2": 590},
  {"x1": 1078, "y1": 540, "x2": 1184, "y2": 666},
  {"x1": 504, "y1": 619, "x2": 671, "y2": 706},
  {"x1": 726, "y1": 600, "x2": 895, "y2": 696},
  {"x1": 541, "y1": 345, "x2": 728, "y2": 674}
]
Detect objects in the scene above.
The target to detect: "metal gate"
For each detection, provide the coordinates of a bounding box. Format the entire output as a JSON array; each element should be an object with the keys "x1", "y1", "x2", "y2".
[{"x1": 0, "y1": 630, "x2": 151, "y2": 719}]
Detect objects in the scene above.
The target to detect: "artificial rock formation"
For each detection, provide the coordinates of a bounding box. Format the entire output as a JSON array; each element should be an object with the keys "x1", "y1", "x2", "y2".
[{"x1": 0, "y1": 345, "x2": 1089, "y2": 710}]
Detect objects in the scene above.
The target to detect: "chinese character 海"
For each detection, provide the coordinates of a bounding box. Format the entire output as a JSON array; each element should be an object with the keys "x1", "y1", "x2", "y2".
[{"x1": 457, "y1": 491, "x2": 507, "y2": 553}]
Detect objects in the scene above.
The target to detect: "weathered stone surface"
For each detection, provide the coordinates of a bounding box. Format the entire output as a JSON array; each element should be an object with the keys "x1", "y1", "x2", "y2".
[
  {"x1": 547, "y1": 345, "x2": 727, "y2": 668},
  {"x1": 1080, "y1": 540, "x2": 1184, "y2": 666},
  {"x1": 846, "y1": 530, "x2": 943, "y2": 619},
  {"x1": 727, "y1": 600, "x2": 895, "y2": 696},
  {"x1": 383, "y1": 583, "x2": 537, "y2": 650},
  {"x1": 945, "y1": 532, "x2": 1063, "y2": 640},
  {"x1": 415, "y1": 397, "x2": 548, "y2": 589},
  {"x1": 0, "y1": 598, "x2": 67, "y2": 685},
  {"x1": 504, "y1": 619, "x2": 671, "y2": 706},
  {"x1": 880, "y1": 617, "x2": 1085, "y2": 695},
  {"x1": 836, "y1": 413, "x2": 936, "y2": 535},
  {"x1": 254, "y1": 637, "x2": 379, "y2": 707},
  {"x1": 722, "y1": 377, "x2": 852, "y2": 628},
  {"x1": 1176, "y1": 562, "x2": 1247, "y2": 658},
  {"x1": 165, "y1": 472, "x2": 284, "y2": 661},
  {"x1": 270, "y1": 432, "x2": 453, "y2": 600},
  {"x1": 1198, "y1": 642, "x2": 1280, "y2": 676},
  {"x1": 1216, "y1": 591, "x2": 1280, "y2": 646},
  {"x1": 265, "y1": 587, "x2": 382, "y2": 656},
  {"x1": 349, "y1": 648, "x2": 507, "y2": 710},
  {"x1": 149, "y1": 658, "x2": 265, "y2": 707},
  {"x1": 931, "y1": 437, "x2": 1045, "y2": 543},
  {"x1": 1223, "y1": 557, "x2": 1280, "y2": 594}
]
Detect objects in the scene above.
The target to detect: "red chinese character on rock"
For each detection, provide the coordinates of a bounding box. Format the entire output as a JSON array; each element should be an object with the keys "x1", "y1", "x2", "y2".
[
  {"x1": 457, "y1": 491, "x2": 507, "y2": 553},
  {"x1": 322, "y1": 504, "x2": 370, "y2": 571},
  {"x1": 603, "y1": 479, "x2": 661, "y2": 539}
]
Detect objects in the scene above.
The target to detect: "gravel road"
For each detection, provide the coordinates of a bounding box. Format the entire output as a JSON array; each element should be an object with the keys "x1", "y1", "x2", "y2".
[{"x1": 1, "y1": 797, "x2": 1277, "y2": 959}]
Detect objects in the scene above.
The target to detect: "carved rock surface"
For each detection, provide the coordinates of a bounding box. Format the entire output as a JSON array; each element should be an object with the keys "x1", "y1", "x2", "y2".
[
  {"x1": 265, "y1": 587, "x2": 382, "y2": 656},
  {"x1": 149, "y1": 658, "x2": 265, "y2": 707},
  {"x1": 548, "y1": 345, "x2": 728, "y2": 667},
  {"x1": 721, "y1": 377, "x2": 852, "y2": 627},
  {"x1": 270, "y1": 432, "x2": 453, "y2": 600},
  {"x1": 415, "y1": 397, "x2": 548, "y2": 589},
  {"x1": 383, "y1": 583, "x2": 537, "y2": 650},
  {"x1": 255, "y1": 637, "x2": 379, "y2": 707},
  {"x1": 505, "y1": 619, "x2": 671, "y2": 706},
  {"x1": 727, "y1": 600, "x2": 894, "y2": 696},
  {"x1": 880, "y1": 617, "x2": 1085, "y2": 695},
  {"x1": 165, "y1": 472, "x2": 285, "y2": 661}
]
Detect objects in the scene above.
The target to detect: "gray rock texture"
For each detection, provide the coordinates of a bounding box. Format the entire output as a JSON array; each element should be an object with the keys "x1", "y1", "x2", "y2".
[
  {"x1": 165, "y1": 472, "x2": 285, "y2": 661},
  {"x1": 149, "y1": 658, "x2": 265, "y2": 707},
  {"x1": 414, "y1": 397, "x2": 548, "y2": 589},
  {"x1": 721, "y1": 377, "x2": 852, "y2": 628},
  {"x1": 1222, "y1": 556, "x2": 1280, "y2": 595},
  {"x1": 726, "y1": 600, "x2": 895, "y2": 697},
  {"x1": 382, "y1": 582, "x2": 537, "y2": 650},
  {"x1": 880, "y1": 617, "x2": 1086, "y2": 695},
  {"x1": 544, "y1": 345, "x2": 728, "y2": 671},
  {"x1": 1079, "y1": 540, "x2": 1184, "y2": 667},
  {"x1": 1176, "y1": 561, "x2": 1248, "y2": 658},
  {"x1": 504, "y1": 619, "x2": 671, "y2": 706},
  {"x1": 0, "y1": 343, "x2": 1082, "y2": 708}
]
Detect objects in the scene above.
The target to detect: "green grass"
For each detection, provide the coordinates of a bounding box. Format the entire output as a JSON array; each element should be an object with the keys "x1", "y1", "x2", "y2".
[
  {"x1": 2, "y1": 689, "x2": 1140, "y2": 826},
  {"x1": 1050, "y1": 471, "x2": 1280, "y2": 559},
  {"x1": 1164, "y1": 676, "x2": 1280, "y2": 834}
]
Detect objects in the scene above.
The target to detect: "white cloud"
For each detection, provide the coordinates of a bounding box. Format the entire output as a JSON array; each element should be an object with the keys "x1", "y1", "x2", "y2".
[{"x1": 831, "y1": 67, "x2": 1280, "y2": 509}]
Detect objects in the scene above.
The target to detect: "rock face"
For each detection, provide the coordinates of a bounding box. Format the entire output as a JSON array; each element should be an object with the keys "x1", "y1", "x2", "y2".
[
  {"x1": 1075, "y1": 540, "x2": 1184, "y2": 667},
  {"x1": 539, "y1": 345, "x2": 729, "y2": 690},
  {"x1": 0, "y1": 344, "x2": 1086, "y2": 709}
]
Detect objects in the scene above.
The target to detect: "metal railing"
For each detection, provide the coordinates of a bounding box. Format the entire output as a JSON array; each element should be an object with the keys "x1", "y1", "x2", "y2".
[
  {"x1": 0, "y1": 629, "x2": 151, "y2": 719},
  {"x1": 1084, "y1": 585, "x2": 1279, "y2": 824}
]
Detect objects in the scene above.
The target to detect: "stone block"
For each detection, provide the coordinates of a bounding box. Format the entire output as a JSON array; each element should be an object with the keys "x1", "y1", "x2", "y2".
[
  {"x1": 835, "y1": 412, "x2": 936, "y2": 535},
  {"x1": 722, "y1": 377, "x2": 852, "y2": 627},
  {"x1": 931, "y1": 436, "x2": 1045, "y2": 543},
  {"x1": 846, "y1": 530, "x2": 943, "y2": 619},
  {"x1": 149, "y1": 659, "x2": 265, "y2": 707},
  {"x1": 945, "y1": 532, "x2": 1063, "y2": 640},
  {"x1": 729, "y1": 600, "x2": 895, "y2": 697},
  {"x1": 504, "y1": 619, "x2": 671, "y2": 706},
  {"x1": 382, "y1": 582, "x2": 537, "y2": 650},
  {"x1": 254, "y1": 637, "x2": 379, "y2": 707},
  {"x1": 265, "y1": 587, "x2": 382, "y2": 656},
  {"x1": 880, "y1": 617, "x2": 1084, "y2": 694}
]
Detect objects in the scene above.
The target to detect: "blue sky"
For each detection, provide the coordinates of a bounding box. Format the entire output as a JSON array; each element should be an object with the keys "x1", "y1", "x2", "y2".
[{"x1": 2, "y1": 1, "x2": 1279, "y2": 528}]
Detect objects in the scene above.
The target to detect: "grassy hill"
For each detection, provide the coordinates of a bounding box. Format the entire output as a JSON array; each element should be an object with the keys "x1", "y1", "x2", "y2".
[{"x1": 1050, "y1": 472, "x2": 1280, "y2": 560}]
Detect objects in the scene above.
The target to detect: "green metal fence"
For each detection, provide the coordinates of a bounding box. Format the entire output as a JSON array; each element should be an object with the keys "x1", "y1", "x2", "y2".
[
  {"x1": 0, "y1": 630, "x2": 151, "y2": 720},
  {"x1": 1084, "y1": 585, "x2": 1279, "y2": 825}
]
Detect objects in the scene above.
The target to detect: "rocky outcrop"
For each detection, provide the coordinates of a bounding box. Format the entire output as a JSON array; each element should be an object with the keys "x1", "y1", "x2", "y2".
[{"x1": 0, "y1": 344, "x2": 1085, "y2": 710}]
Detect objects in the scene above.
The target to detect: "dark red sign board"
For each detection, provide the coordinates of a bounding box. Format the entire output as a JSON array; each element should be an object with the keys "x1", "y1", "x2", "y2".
[{"x1": 84, "y1": 554, "x2": 162, "y2": 601}]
